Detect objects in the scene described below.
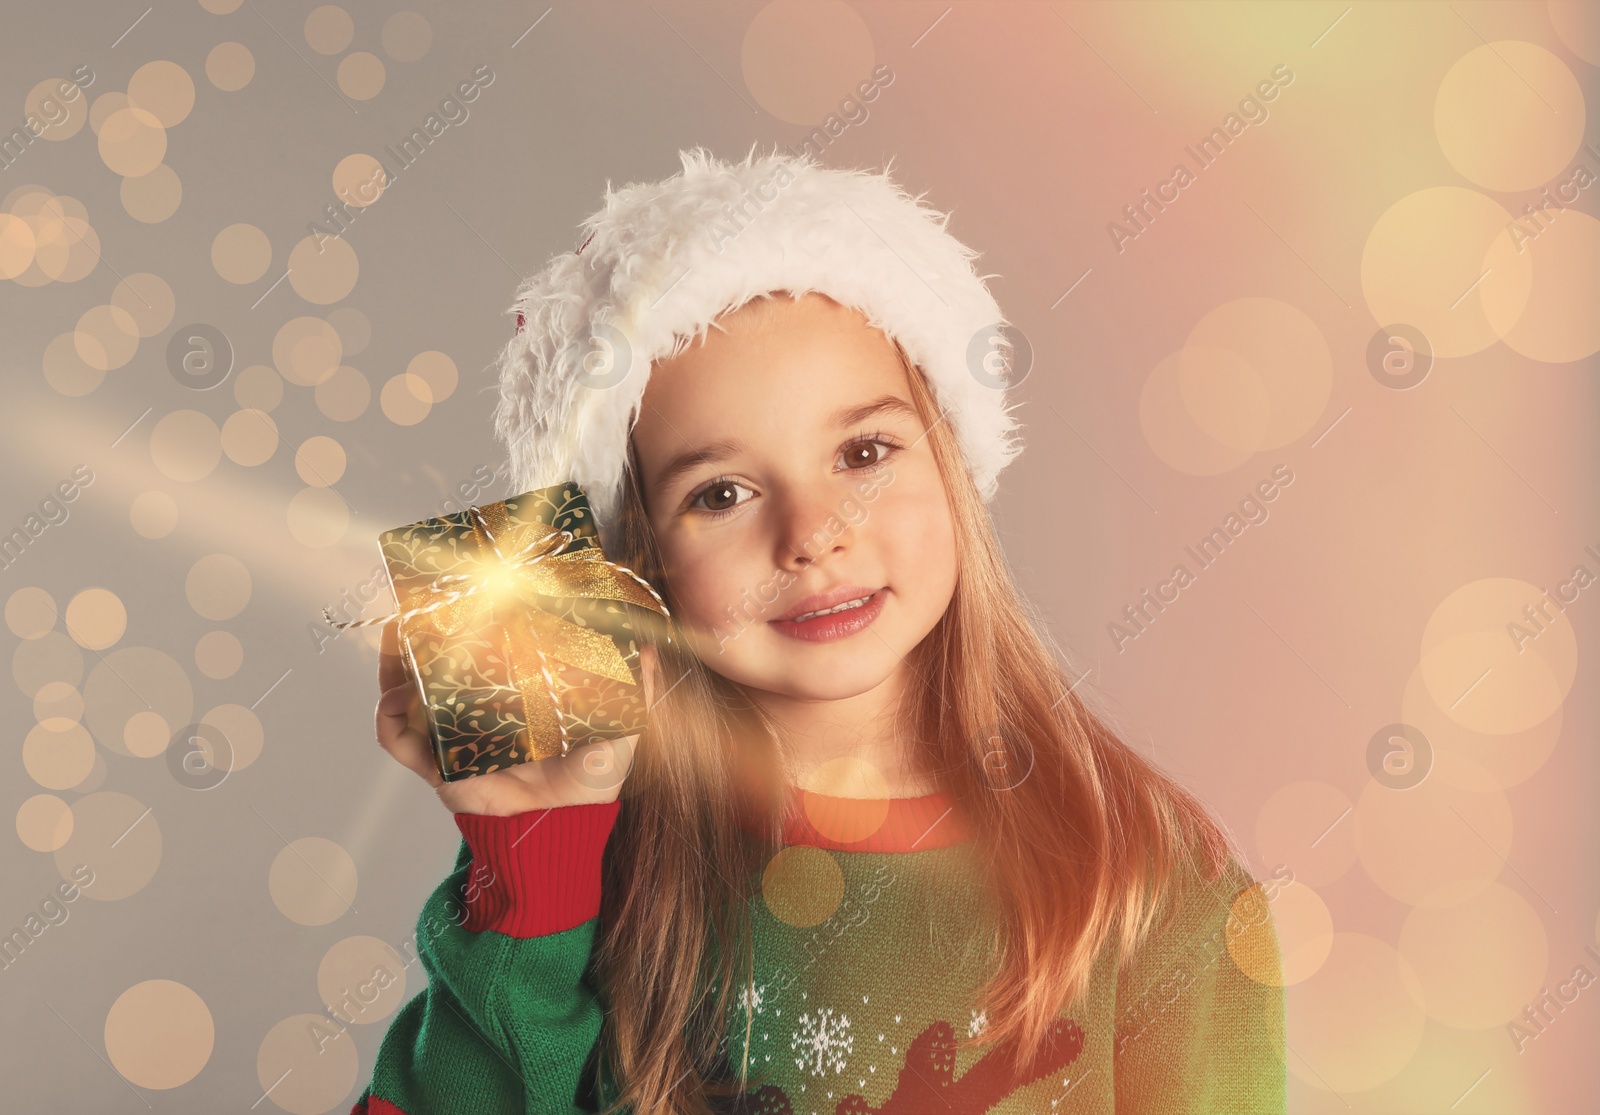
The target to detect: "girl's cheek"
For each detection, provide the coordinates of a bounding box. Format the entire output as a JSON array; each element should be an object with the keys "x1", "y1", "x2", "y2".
[
  {"x1": 662, "y1": 536, "x2": 772, "y2": 631},
  {"x1": 874, "y1": 482, "x2": 959, "y2": 600},
  {"x1": 886, "y1": 505, "x2": 951, "y2": 570},
  {"x1": 877, "y1": 472, "x2": 955, "y2": 551}
]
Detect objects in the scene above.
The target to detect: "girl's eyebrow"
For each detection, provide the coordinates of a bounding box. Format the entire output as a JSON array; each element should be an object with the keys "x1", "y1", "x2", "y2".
[
  {"x1": 832, "y1": 394, "x2": 919, "y2": 429},
  {"x1": 650, "y1": 394, "x2": 919, "y2": 498},
  {"x1": 653, "y1": 436, "x2": 747, "y2": 498}
]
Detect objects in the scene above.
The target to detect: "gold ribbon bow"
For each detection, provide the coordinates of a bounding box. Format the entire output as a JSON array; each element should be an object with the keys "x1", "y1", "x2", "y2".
[{"x1": 326, "y1": 499, "x2": 671, "y2": 760}]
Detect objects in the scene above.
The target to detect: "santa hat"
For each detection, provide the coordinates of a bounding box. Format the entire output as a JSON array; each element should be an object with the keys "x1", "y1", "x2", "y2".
[{"x1": 491, "y1": 144, "x2": 1025, "y2": 536}]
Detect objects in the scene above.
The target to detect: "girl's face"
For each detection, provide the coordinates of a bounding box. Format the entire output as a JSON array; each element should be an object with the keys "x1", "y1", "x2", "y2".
[{"x1": 631, "y1": 292, "x2": 958, "y2": 703}]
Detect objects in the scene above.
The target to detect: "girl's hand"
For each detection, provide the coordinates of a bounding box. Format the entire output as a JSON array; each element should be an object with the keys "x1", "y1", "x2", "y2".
[{"x1": 375, "y1": 618, "x2": 655, "y2": 816}]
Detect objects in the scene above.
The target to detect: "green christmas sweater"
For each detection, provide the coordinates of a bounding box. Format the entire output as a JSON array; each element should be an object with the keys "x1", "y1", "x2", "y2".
[{"x1": 351, "y1": 788, "x2": 1285, "y2": 1115}]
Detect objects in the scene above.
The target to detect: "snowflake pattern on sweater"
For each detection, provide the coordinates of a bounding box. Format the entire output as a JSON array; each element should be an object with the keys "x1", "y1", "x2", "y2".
[{"x1": 732, "y1": 1015, "x2": 1085, "y2": 1115}]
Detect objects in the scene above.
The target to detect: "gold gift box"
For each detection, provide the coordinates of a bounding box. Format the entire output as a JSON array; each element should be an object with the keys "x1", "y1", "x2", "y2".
[{"x1": 376, "y1": 483, "x2": 670, "y2": 782}]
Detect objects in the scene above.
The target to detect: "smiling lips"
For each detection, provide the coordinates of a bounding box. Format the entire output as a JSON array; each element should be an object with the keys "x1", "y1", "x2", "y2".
[{"x1": 769, "y1": 586, "x2": 887, "y2": 643}]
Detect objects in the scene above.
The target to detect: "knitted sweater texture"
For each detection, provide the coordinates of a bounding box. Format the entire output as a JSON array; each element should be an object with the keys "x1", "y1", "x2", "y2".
[{"x1": 350, "y1": 789, "x2": 1285, "y2": 1115}]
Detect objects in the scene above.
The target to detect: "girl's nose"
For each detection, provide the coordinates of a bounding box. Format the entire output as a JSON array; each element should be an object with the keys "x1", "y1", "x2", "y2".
[{"x1": 774, "y1": 485, "x2": 853, "y2": 570}]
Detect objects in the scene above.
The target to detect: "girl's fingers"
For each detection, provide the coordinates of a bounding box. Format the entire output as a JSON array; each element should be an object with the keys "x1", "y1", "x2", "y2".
[
  {"x1": 639, "y1": 643, "x2": 659, "y2": 708},
  {"x1": 378, "y1": 620, "x2": 408, "y2": 694},
  {"x1": 376, "y1": 679, "x2": 441, "y2": 787},
  {"x1": 378, "y1": 717, "x2": 441, "y2": 786},
  {"x1": 388, "y1": 726, "x2": 443, "y2": 787},
  {"x1": 376, "y1": 679, "x2": 418, "y2": 719}
]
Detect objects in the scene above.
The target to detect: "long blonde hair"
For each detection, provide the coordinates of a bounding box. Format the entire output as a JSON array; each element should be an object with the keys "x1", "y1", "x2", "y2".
[{"x1": 588, "y1": 342, "x2": 1236, "y2": 1114}]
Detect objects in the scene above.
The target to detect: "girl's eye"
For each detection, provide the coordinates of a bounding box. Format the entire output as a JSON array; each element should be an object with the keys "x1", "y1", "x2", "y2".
[
  {"x1": 839, "y1": 439, "x2": 894, "y2": 471},
  {"x1": 688, "y1": 479, "x2": 753, "y2": 517},
  {"x1": 844, "y1": 438, "x2": 896, "y2": 467}
]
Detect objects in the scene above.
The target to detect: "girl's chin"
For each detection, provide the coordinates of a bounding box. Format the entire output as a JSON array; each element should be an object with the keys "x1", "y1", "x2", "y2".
[
  {"x1": 732, "y1": 647, "x2": 905, "y2": 701},
  {"x1": 745, "y1": 674, "x2": 898, "y2": 704}
]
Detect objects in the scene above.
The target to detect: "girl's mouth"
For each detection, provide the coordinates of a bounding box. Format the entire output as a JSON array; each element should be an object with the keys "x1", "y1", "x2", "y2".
[{"x1": 768, "y1": 589, "x2": 887, "y2": 643}]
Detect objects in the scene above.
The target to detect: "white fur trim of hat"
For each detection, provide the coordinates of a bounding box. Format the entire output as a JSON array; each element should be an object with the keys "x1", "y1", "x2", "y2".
[{"x1": 491, "y1": 143, "x2": 1025, "y2": 535}]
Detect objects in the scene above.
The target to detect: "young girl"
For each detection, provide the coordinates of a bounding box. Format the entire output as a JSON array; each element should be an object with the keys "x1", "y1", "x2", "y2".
[{"x1": 352, "y1": 147, "x2": 1285, "y2": 1115}]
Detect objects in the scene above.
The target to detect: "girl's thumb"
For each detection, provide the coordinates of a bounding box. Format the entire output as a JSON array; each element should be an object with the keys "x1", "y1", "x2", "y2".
[{"x1": 639, "y1": 643, "x2": 661, "y2": 708}]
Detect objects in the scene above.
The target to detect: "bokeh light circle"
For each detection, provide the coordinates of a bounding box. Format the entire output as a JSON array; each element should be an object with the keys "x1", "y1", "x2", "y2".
[
  {"x1": 295, "y1": 435, "x2": 347, "y2": 486},
  {"x1": 120, "y1": 164, "x2": 182, "y2": 223},
  {"x1": 74, "y1": 303, "x2": 140, "y2": 371},
  {"x1": 269, "y1": 837, "x2": 358, "y2": 925},
  {"x1": 318, "y1": 936, "x2": 409, "y2": 1025},
  {"x1": 332, "y1": 154, "x2": 387, "y2": 208},
  {"x1": 24, "y1": 77, "x2": 89, "y2": 142},
  {"x1": 150, "y1": 409, "x2": 223, "y2": 482},
  {"x1": 130, "y1": 491, "x2": 178, "y2": 539},
  {"x1": 23, "y1": 721, "x2": 96, "y2": 790},
  {"x1": 381, "y1": 11, "x2": 433, "y2": 61},
  {"x1": 17, "y1": 793, "x2": 74, "y2": 852},
  {"x1": 202, "y1": 703, "x2": 265, "y2": 772},
  {"x1": 186, "y1": 553, "x2": 252, "y2": 620},
  {"x1": 206, "y1": 41, "x2": 255, "y2": 91},
  {"x1": 305, "y1": 5, "x2": 354, "y2": 54},
  {"x1": 6, "y1": 586, "x2": 58, "y2": 639},
  {"x1": 799, "y1": 757, "x2": 890, "y2": 843},
  {"x1": 338, "y1": 52, "x2": 387, "y2": 100},
  {"x1": 97, "y1": 106, "x2": 167, "y2": 177},
  {"x1": 380, "y1": 372, "x2": 432, "y2": 425},
  {"x1": 105, "y1": 980, "x2": 214, "y2": 1088},
  {"x1": 1398, "y1": 883, "x2": 1548, "y2": 1030},
  {"x1": 221, "y1": 408, "x2": 279, "y2": 466},
  {"x1": 273, "y1": 316, "x2": 343, "y2": 386},
  {"x1": 34, "y1": 679, "x2": 84, "y2": 728},
  {"x1": 234, "y1": 364, "x2": 284, "y2": 411},
  {"x1": 256, "y1": 1013, "x2": 360, "y2": 1115},
  {"x1": 127, "y1": 60, "x2": 196, "y2": 128},
  {"x1": 316, "y1": 365, "x2": 370, "y2": 420},
  {"x1": 407, "y1": 350, "x2": 458, "y2": 402},
  {"x1": 1434, "y1": 41, "x2": 1585, "y2": 192},
  {"x1": 1420, "y1": 578, "x2": 1576, "y2": 735},
  {"x1": 195, "y1": 630, "x2": 243, "y2": 679},
  {"x1": 761, "y1": 845, "x2": 844, "y2": 926},
  {"x1": 212, "y1": 222, "x2": 272, "y2": 284},
  {"x1": 64, "y1": 587, "x2": 126, "y2": 650},
  {"x1": 287, "y1": 234, "x2": 358, "y2": 304},
  {"x1": 1484, "y1": 211, "x2": 1600, "y2": 364},
  {"x1": 54, "y1": 790, "x2": 163, "y2": 901},
  {"x1": 1361, "y1": 187, "x2": 1531, "y2": 359},
  {"x1": 124, "y1": 709, "x2": 173, "y2": 758}
]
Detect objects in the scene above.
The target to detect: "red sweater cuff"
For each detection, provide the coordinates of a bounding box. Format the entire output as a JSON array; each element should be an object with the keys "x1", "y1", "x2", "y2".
[{"x1": 452, "y1": 799, "x2": 622, "y2": 937}]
